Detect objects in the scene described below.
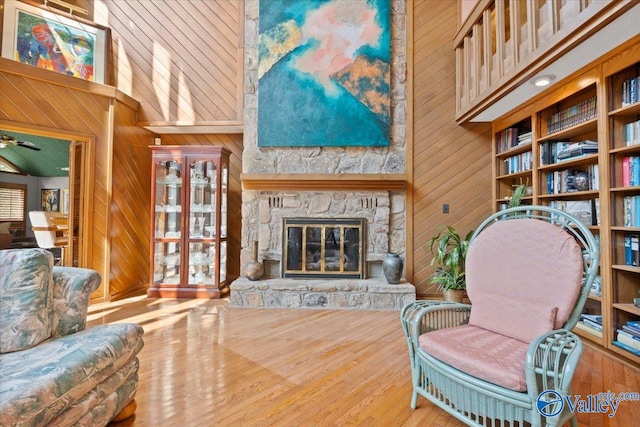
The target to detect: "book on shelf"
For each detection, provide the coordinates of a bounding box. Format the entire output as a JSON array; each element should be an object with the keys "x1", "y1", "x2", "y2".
[
  {"x1": 574, "y1": 320, "x2": 603, "y2": 338},
  {"x1": 622, "y1": 76, "x2": 640, "y2": 107},
  {"x1": 538, "y1": 140, "x2": 599, "y2": 165},
  {"x1": 617, "y1": 329, "x2": 640, "y2": 351},
  {"x1": 592, "y1": 198, "x2": 601, "y2": 226},
  {"x1": 622, "y1": 325, "x2": 640, "y2": 338},
  {"x1": 617, "y1": 335, "x2": 640, "y2": 351},
  {"x1": 581, "y1": 314, "x2": 602, "y2": 323},
  {"x1": 625, "y1": 119, "x2": 640, "y2": 146},
  {"x1": 546, "y1": 97, "x2": 597, "y2": 133},
  {"x1": 612, "y1": 340, "x2": 640, "y2": 356},
  {"x1": 503, "y1": 152, "x2": 532, "y2": 175},
  {"x1": 624, "y1": 234, "x2": 640, "y2": 266},
  {"x1": 621, "y1": 156, "x2": 640, "y2": 187},
  {"x1": 623, "y1": 196, "x2": 640, "y2": 227},
  {"x1": 579, "y1": 314, "x2": 603, "y2": 332},
  {"x1": 614, "y1": 324, "x2": 640, "y2": 358},
  {"x1": 589, "y1": 164, "x2": 599, "y2": 190},
  {"x1": 549, "y1": 200, "x2": 595, "y2": 226},
  {"x1": 517, "y1": 131, "x2": 532, "y2": 145},
  {"x1": 497, "y1": 128, "x2": 530, "y2": 153},
  {"x1": 556, "y1": 140, "x2": 598, "y2": 160},
  {"x1": 546, "y1": 169, "x2": 592, "y2": 194}
]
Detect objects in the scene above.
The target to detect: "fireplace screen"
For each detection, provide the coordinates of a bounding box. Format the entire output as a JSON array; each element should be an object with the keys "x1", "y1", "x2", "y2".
[{"x1": 282, "y1": 218, "x2": 366, "y2": 279}]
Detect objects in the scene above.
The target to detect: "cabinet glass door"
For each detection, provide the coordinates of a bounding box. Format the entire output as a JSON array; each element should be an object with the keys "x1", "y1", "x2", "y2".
[
  {"x1": 188, "y1": 242, "x2": 216, "y2": 285},
  {"x1": 188, "y1": 159, "x2": 217, "y2": 285},
  {"x1": 189, "y1": 160, "x2": 216, "y2": 238},
  {"x1": 153, "y1": 159, "x2": 183, "y2": 284},
  {"x1": 221, "y1": 163, "x2": 228, "y2": 238},
  {"x1": 154, "y1": 241, "x2": 181, "y2": 284}
]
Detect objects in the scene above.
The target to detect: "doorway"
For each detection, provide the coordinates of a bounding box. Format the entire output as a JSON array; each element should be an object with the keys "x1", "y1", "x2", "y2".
[{"x1": 0, "y1": 123, "x2": 90, "y2": 267}]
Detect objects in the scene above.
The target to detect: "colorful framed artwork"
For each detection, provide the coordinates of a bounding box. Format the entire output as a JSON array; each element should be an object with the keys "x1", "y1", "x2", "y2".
[
  {"x1": 258, "y1": 0, "x2": 391, "y2": 147},
  {"x1": 41, "y1": 188, "x2": 60, "y2": 212},
  {"x1": 1, "y1": 0, "x2": 108, "y2": 83}
]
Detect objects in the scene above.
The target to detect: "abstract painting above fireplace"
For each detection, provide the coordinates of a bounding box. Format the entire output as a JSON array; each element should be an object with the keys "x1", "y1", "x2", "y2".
[
  {"x1": 282, "y1": 217, "x2": 366, "y2": 279},
  {"x1": 257, "y1": 0, "x2": 391, "y2": 147}
]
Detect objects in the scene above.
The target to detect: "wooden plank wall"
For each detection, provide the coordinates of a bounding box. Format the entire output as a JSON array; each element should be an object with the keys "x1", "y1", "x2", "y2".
[
  {"x1": 99, "y1": 0, "x2": 243, "y2": 123},
  {"x1": 96, "y1": 0, "x2": 245, "y2": 290},
  {"x1": 109, "y1": 101, "x2": 154, "y2": 300},
  {"x1": 412, "y1": 0, "x2": 493, "y2": 297},
  {"x1": 0, "y1": 60, "x2": 152, "y2": 302}
]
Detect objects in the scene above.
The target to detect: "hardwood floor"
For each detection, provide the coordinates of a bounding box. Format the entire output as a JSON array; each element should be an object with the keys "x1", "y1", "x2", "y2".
[{"x1": 87, "y1": 297, "x2": 639, "y2": 426}]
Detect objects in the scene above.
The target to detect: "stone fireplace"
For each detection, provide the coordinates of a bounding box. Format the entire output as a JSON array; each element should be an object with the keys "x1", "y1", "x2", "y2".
[
  {"x1": 252, "y1": 190, "x2": 400, "y2": 278},
  {"x1": 230, "y1": 0, "x2": 414, "y2": 309},
  {"x1": 230, "y1": 188, "x2": 414, "y2": 309}
]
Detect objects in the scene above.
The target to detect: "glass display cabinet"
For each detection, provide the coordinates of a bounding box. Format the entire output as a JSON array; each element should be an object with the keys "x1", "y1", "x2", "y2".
[{"x1": 147, "y1": 145, "x2": 230, "y2": 298}]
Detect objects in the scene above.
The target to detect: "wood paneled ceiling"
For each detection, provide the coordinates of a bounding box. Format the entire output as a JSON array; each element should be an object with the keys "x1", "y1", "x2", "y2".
[{"x1": 0, "y1": 130, "x2": 70, "y2": 176}]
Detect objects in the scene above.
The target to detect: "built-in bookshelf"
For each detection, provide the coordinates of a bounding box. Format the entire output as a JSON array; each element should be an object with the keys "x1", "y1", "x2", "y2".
[
  {"x1": 606, "y1": 57, "x2": 640, "y2": 362},
  {"x1": 494, "y1": 119, "x2": 533, "y2": 211},
  {"x1": 491, "y1": 42, "x2": 640, "y2": 364}
]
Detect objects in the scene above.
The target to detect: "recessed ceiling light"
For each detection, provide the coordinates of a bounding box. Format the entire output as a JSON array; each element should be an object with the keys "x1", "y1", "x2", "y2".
[{"x1": 531, "y1": 74, "x2": 556, "y2": 87}]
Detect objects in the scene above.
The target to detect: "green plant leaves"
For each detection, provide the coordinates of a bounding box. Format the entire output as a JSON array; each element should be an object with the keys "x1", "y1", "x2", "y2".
[{"x1": 428, "y1": 226, "x2": 473, "y2": 291}]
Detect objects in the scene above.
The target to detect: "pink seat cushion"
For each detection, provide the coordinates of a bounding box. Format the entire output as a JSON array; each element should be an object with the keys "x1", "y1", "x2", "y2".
[
  {"x1": 466, "y1": 218, "x2": 583, "y2": 333},
  {"x1": 419, "y1": 325, "x2": 529, "y2": 392}
]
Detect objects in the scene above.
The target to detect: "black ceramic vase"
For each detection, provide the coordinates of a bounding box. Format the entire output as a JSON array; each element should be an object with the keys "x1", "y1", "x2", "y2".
[{"x1": 382, "y1": 253, "x2": 403, "y2": 284}]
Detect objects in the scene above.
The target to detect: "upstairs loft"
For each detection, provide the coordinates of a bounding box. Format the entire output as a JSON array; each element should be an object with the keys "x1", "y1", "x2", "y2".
[{"x1": 455, "y1": 0, "x2": 640, "y2": 123}]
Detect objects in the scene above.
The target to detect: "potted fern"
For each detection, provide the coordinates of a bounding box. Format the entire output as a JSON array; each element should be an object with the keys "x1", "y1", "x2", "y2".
[{"x1": 428, "y1": 226, "x2": 474, "y2": 302}]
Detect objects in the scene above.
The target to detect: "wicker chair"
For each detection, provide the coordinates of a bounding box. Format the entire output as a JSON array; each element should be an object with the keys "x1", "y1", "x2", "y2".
[{"x1": 401, "y1": 206, "x2": 600, "y2": 427}]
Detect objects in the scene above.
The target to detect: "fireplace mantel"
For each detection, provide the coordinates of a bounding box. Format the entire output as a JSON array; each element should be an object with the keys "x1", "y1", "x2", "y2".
[{"x1": 241, "y1": 174, "x2": 407, "y2": 191}]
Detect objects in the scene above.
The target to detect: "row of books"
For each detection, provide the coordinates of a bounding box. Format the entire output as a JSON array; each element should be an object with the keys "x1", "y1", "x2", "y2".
[
  {"x1": 621, "y1": 156, "x2": 640, "y2": 187},
  {"x1": 545, "y1": 168, "x2": 596, "y2": 194},
  {"x1": 575, "y1": 313, "x2": 603, "y2": 338},
  {"x1": 496, "y1": 128, "x2": 532, "y2": 153},
  {"x1": 624, "y1": 119, "x2": 640, "y2": 146},
  {"x1": 502, "y1": 152, "x2": 533, "y2": 175},
  {"x1": 548, "y1": 199, "x2": 599, "y2": 227},
  {"x1": 621, "y1": 76, "x2": 639, "y2": 107},
  {"x1": 623, "y1": 196, "x2": 640, "y2": 228},
  {"x1": 613, "y1": 320, "x2": 640, "y2": 357},
  {"x1": 546, "y1": 97, "x2": 597, "y2": 134},
  {"x1": 540, "y1": 140, "x2": 598, "y2": 165},
  {"x1": 623, "y1": 234, "x2": 640, "y2": 266}
]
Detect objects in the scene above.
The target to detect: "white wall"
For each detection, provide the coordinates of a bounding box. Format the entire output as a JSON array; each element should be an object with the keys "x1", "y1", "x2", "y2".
[{"x1": 0, "y1": 172, "x2": 68, "y2": 237}]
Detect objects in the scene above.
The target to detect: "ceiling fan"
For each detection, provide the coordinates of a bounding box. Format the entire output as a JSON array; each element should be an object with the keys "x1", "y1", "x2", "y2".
[{"x1": 0, "y1": 134, "x2": 41, "y2": 151}]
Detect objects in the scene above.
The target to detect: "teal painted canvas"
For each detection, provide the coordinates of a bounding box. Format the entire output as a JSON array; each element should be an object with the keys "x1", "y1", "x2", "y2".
[{"x1": 258, "y1": 0, "x2": 391, "y2": 147}]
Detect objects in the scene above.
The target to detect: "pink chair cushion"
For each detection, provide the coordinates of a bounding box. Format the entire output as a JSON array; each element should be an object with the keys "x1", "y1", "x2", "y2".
[
  {"x1": 466, "y1": 218, "x2": 583, "y2": 330},
  {"x1": 468, "y1": 292, "x2": 558, "y2": 343},
  {"x1": 419, "y1": 325, "x2": 529, "y2": 392}
]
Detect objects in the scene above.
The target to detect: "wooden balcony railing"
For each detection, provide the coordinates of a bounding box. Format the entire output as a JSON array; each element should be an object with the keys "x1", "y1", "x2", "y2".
[{"x1": 454, "y1": 0, "x2": 636, "y2": 123}]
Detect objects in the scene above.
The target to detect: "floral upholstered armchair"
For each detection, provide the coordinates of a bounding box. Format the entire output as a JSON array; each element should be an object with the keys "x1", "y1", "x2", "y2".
[
  {"x1": 401, "y1": 206, "x2": 599, "y2": 427},
  {"x1": 0, "y1": 248, "x2": 144, "y2": 426}
]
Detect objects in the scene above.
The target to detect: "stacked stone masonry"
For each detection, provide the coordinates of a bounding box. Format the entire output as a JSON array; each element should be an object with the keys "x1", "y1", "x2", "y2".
[{"x1": 231, "y1": 278, "x2": 415, "y2": 310}]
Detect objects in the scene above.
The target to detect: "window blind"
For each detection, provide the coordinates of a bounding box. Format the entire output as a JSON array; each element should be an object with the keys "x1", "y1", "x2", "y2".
[{"x1": 0, "y1": 184, "x2": 26, "y2": 222}]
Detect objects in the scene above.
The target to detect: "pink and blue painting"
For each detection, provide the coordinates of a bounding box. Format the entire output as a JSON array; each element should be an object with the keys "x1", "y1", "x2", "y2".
[{"x1": 258, "y1": 0, "x2": 391, "y2": 147}]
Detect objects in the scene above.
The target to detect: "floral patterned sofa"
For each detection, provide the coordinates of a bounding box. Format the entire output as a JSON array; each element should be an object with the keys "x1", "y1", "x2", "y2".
[{"x1": 0, "y1": 248, "x2": 144, "y2": 426}]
